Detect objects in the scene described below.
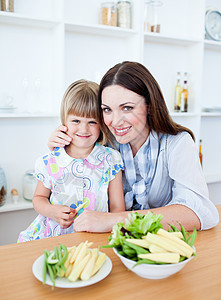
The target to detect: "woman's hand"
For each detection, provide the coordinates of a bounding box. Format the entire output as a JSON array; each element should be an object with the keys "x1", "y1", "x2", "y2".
[
  {"x1": 50, "y1": 205, "x2": 77, "y2": 229},
  {"x1": 73, "y1": 210, "x2": 128, "y2": 233},
  {"x1": 48, "y1": 125, "x2": 72, "y2": 151}
]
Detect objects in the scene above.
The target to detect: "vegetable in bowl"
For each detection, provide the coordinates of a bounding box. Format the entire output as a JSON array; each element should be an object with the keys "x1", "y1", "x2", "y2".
[{"x1": 103, "y1": 211, "x2": 197, "y2": 265}]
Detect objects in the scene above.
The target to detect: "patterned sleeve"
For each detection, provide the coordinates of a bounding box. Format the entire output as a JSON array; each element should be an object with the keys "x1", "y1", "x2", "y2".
[
  {"x1": 34, "y1": 155, "x2": 51, "y2": 190},
  {"x1": 109, "y1": 148, "x2": 124, "y2": 181}
]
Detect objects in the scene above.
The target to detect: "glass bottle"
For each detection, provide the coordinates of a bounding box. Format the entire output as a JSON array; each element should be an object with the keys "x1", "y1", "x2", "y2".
[
  {"x1": 23, "y1": 170, "x2": 37, "y2": 201},
  {"x1": 199, "y1": 139, "x2": 203, "y2": 167},
  {"x1": 0, "y1": 166, "x2": 7, "y2": 206},
  {"x1": 174, "y1": 72, "x2": 182, "y2": 112},
  {"x1": 100, "y1": 2, "x2": 117, "y2": 26},
  {"x1": 144, "y1": 0, "x2": 162, "y2": 33},
  {"x1": 1, "y1": 0, "x2": 14, "y2": 12},
  {"x1": 181, "y1": 72, "x2": 188, "y2": 112},
  {"x1": 117, "y1": 1, "x2": 131, "y2": 29}
]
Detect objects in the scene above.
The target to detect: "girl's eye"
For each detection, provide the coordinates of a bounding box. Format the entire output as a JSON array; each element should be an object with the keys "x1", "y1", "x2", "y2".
[
  {"x1": 123, "y1": 106, "x2": 133, "y2": 111},
  {"x1": 72, "y1": 119, "x2": 80, "y2": 123},
  {"x1": 89, "y1": 121, "x2": 97, "y2": 125}
]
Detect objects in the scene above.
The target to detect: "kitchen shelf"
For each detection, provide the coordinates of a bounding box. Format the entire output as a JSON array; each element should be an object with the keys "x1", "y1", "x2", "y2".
[
  {"x1": 0, "y1": 11, "x2": 59, "y2": 28},
  {"x1": 0, "y1": 113, "x2": 59, "y2": 118},
  {"x1": 65, "y1": 22, "x2": 137, "y2": 38},
  {"x1": 201, "y1": 112, "x2": 221, "y2": 117},
  {"x1": 144, "y1": 32, "x2": 202, "y2": 46},
  {"x1": 0, "y1": 198, "x2": 33, "y2": 213},
  {"x1": 170, "y1": 112, "x2": 199, "y2": 117},
  {"x1": 204, "y1": 39, "x2": 221, "y2": 50}
]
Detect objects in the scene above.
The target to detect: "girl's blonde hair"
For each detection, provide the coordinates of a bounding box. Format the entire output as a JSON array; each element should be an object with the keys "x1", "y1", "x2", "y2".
[{"x1": 61, "y1": 79, "x2": 107, "y2": 145}]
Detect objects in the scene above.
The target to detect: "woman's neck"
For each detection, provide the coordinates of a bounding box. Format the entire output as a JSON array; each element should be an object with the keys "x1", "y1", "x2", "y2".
[
  {"x1": 65, "y1": 144, "x2": 95, "y2": 159},
  {"x1": 130, "y1": 129, "x2": 150, "y2": 157}
]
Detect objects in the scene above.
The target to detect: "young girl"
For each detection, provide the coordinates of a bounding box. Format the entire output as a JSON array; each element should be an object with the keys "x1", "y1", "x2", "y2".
[{"x1": 18, "y1": 80, "x2": 125, "y2": 242}]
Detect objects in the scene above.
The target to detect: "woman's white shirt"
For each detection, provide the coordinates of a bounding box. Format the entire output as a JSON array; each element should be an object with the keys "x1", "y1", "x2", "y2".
[{"x1": 121, "y1": 131, "x2": 219, "y2": 230}]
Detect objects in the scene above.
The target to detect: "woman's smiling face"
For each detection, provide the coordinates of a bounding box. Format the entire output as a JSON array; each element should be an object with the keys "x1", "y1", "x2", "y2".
[{"x1": 101, "y1": 85, "x2": 149, "y2": 152}]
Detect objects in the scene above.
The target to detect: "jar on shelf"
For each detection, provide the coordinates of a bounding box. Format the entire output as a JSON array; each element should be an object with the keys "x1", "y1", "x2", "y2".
[
  {"x1": 100, "y1": 2, "x2": 117, "y2": 27},
  {"x1": 117, "y1": 1, "x2": 131, "y2": 29},
  {"x1": 144, "y1": 0, "x2": 163, "y2": 33},
  {"x1": 1, "y1": 0, "x2": 14, "y2": 12},
  {"x1": 0, "y1": 167, "x2": 7, "y2": 206},
  {"x1": 23, "y1": 170, "x2": 37, "y2": 201}
]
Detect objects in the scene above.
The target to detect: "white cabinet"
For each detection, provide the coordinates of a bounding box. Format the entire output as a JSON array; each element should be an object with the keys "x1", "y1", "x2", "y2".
[{"x1": 0, "y1": 0, "x2": 220, "y2": 222}]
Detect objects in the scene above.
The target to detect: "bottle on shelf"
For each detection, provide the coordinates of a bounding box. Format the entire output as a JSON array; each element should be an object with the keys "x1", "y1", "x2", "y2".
[
  {"x1": 199, "y1": 139, "x2": 203, "y2": 167},
  {"x1": 117, "y1": 1, "x2": 132, "y2": 29},
  {"x1": 100, "y1": 2, "x2": 117, "y2": 27},
  {"x1": 174, "y1": 71, "x2": 182, "y2": 112},
  {"x1": 180, "y1": 72, "x2": 188, "y2": 112}
]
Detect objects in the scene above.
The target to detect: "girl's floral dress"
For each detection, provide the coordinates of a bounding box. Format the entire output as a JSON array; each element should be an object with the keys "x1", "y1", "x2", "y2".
[{"x1": 18, "y1": 144, "x2": 123, "y2": 242}]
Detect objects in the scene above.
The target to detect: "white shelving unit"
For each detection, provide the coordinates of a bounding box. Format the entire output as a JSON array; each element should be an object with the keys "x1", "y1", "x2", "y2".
[
  {"x1": 0, "y1": 0, "x2": 221, "y2": 238},
  {"x1": 0, "y1": 197, "x2": 33, "y2": 213}
]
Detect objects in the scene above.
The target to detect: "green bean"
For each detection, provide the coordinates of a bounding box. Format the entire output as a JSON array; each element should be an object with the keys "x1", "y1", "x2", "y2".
[
  {"x1": 189, "y1": 227, "x2": 197, "y2": 247},
  {"x1": 43, "y1": 250, "x2": 49, "y2": 284},
  {"x1": 133, "y1": 259, "x2": 157, "y2": 267},
  {"x1": 47, "y1": 264, "x2": 55, "y2": 287},
  {"x1": 54, "y1": 246, "x2": 59, "y2": 260},
  {"x1": 122, "y1": 244, "x2": 136, "y2": 257},
  {"x1": 124, "y1": 240, "x2": 149, "y2": 255},
  {"x1": 169, "y1": 224, "x2": 179, "y2": 232},
  {"x1": 51, "y1": 264, "x2": 57, "y2": 276},
  {"x1": 180, "y1": 224, "x2": 187, "y2": 241},
  {"x1": 57, "y1": 244, "x2": 68, "y2": 266}
]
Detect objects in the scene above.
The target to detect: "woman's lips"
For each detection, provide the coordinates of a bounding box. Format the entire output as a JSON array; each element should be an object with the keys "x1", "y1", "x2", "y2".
[{"x1": 114, "y1": 126, "x2": 131, "y2": 136}]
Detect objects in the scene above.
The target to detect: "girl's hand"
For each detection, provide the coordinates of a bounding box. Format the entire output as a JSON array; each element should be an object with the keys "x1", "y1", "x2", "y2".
[
  {"x1": 48, "y1": 125, "x2": 72, "y2": 151},
  {"x1": 73, "y1": 210, "x2": 126, "y2": 233},
  {"x1": 50, "y1": 205, "x2": 77, "y2": 229}
]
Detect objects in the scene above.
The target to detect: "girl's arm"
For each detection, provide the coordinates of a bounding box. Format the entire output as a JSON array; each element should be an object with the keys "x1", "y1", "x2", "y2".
[
  {"x1": 108, "y1": 170, "x2": 125, "y2": 212},
  {"x1": 33, "y1": 181, "x2": 76, "y2": 229},
  {"x1": 48, "y1": 125, "x2": 72, "y2": 151}
]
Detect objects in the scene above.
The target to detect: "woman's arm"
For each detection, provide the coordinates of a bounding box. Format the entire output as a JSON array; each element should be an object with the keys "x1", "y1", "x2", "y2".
[
  {"x1": 33, "y1": 181, "x2": 76, "y2": 229},
  {"x1": 48, "y1": 125, "x2": 72, "y2": 151},
  {"x1": 108, "y1": 171, "x2": 125, "y2": 212},
  {"x1": 72, "y1": 204, "x2": 200, "y2": 233}
]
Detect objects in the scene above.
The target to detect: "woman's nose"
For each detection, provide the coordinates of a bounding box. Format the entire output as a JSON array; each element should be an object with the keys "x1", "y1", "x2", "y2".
[{"x1": 111, "y1": 112, "x2": 124, "y2": 127}]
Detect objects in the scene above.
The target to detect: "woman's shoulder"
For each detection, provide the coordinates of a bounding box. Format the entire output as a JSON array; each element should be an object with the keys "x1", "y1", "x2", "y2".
[{"x1": 166, "y1": 131, "x2": 193, "y2": 147}]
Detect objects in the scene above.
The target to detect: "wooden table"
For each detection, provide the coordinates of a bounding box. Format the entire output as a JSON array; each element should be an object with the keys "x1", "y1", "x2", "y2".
[{"x1": 1, "y1": 206, "x2": 221, "y2": 300}]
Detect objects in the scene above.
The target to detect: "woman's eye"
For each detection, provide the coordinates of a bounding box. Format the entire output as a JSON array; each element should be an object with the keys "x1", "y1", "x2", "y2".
[
  {"x1": 102, "y1": 107, "x2": 111, "y2": 113},
  {"x1": 123, "y1": 106, "x2": 133, "y2": 111}
]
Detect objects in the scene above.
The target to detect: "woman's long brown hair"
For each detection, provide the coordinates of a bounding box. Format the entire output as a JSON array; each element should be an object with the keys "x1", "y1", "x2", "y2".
[{"x1": 98, "y1": 61, "x2": 194, "y2": 141}]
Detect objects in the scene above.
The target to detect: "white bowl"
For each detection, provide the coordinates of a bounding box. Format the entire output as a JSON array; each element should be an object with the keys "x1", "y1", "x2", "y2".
[{"x1": 113, "y1": 247, "x2": 195, "y2": 279}]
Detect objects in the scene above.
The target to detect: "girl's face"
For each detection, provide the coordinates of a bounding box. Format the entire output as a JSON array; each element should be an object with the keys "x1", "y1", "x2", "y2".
[
  {"x1": 101, "y1": 85, "x2": 149, "y2": 150},
  {"x1": 66, "y1": 114, "x2": 100, "y2": 153}
]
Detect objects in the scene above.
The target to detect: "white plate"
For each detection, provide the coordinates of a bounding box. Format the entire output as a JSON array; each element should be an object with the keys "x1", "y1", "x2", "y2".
[{"x1": 32, "y1": 252, "x2": 112, "y2": 288}]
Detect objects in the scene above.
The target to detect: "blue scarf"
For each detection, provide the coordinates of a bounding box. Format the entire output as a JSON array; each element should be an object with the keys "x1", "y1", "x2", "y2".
[{"x1": 120, "y1": 131, "x2": 162, "y2": 210}]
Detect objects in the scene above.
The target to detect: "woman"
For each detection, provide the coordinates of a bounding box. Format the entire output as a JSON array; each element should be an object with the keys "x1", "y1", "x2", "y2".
[{"x1": 48, "y1": 61, "x2": 219, "y2": 232}]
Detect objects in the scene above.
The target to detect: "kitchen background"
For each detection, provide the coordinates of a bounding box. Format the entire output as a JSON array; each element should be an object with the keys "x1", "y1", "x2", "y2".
[{"x1": 0, "y1": 0, "x2": 221, "y2": 245}]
